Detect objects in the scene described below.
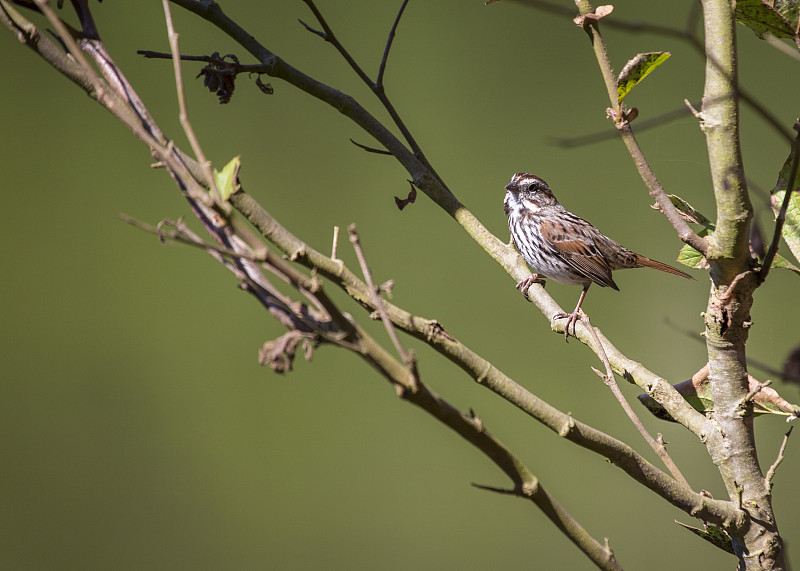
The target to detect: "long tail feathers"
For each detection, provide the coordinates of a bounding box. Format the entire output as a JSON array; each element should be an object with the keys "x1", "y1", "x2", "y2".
[{"x1": 637, "y1": 256, "x2": 694, "y2": 280}]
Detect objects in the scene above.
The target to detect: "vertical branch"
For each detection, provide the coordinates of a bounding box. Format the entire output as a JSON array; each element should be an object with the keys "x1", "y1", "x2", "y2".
[
  {"x1": 699, "y1": 0, "x2": 751, "y2": 269},
  {"x1": 699, "y1": 1, "x2": 785, "y2": 568},
  {"x1": 161, "y1": 0, "x2": 223, "y2": 204}
]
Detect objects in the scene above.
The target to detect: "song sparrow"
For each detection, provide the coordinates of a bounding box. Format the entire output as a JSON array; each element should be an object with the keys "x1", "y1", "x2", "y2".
[{"x1": 504, "y1": 173, "x2": 692, "y2": 340}]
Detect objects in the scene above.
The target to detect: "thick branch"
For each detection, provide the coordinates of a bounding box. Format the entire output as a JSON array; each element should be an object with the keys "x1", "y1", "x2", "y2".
[
  {"x1": 229, "y1": 190, "x2": 745, "y2": 532},
  {"x1": 348, "y1": 322, "x2": 621, "y2": 571},
  {"x1": 699, "y1": 0, "x2": 751, "y2": 268},
  {"x1": 166, "y1": 0, "x2": 709, "y2": 444},
  {"x1": 700, "y1": 1, "x2": 784, "y2": 568}
]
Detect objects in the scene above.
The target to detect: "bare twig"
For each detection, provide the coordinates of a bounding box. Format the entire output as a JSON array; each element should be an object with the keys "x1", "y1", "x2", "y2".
[
  {"x1": 299, "y1": 0, "x2": 440, "y2": 179},
  {"x1": 137, "y1": 49, "x2": 269, "y2": 72},
  {"x1": 765, "y1": 426, "x2": 793, "y2": 486},
  {"x1": 377, "y1": 0, "x2": 410, "y2": 87},
  {"x1": 582, "y1": 312, "x2": 691, "y2": 489},
  {"x1": 331, "y1": 225, "x2": 340, "y2": 260},
  {"x1": 744, "y1": 379, "x2": 772, "y2": 402},
  {"x1": 349, "y1": 138, "x2": 392, "y2": 155},
  {"x1": 573, "y1": 0, "x2": 708, "y2": 256},
  {"x1": 161, "y1": 0, "x2": 223, "y2": 205},
  {"x1": 348, "y1": 224, "x2": 416, "y2": 380}
]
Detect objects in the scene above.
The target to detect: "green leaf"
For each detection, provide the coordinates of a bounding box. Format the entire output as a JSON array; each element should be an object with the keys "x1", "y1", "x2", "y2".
[
  {"x1": 770, "y1": 144, "x2": 800, "y2": 265},
  {"x1": 665, "y1": 194, "x2": 714, "y2": 230},
  {"x1": 675, "y1": 522, "x2": 735, "y2": 555},
  {"x1": 212, "y1": 155, "x2": 242, "y2": 201},
  {"x1": 677, "y1": 244, "x2": 707, "y2": 269},
  {"x1": 616, "y1": 52, "x2": 671, "y2": 102},
  {"x1": 677, "y1": 227, "x2": 712, "y2": 269},
  {"x1": 770, "y1": 252, "x2": 800, "y2": 275},
  {"x1": 735, "y1": 0, "x2": 799, "y2": 40},
  {"x1": 771, "y1": 190, "x2": 800, "y2": 265}
]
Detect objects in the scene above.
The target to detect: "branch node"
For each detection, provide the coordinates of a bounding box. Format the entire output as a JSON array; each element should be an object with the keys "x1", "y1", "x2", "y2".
[{"x1": 297, "y1": 18, "x2": 326, "y2": 39}]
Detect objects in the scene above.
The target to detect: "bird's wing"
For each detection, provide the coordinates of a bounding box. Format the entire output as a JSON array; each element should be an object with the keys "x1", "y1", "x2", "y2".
[{"x1": 539, "y1": 218, "x2": 619, "y2": 290}]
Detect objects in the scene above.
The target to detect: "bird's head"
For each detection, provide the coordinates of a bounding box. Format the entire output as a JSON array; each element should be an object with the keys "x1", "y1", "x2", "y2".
[{"x1": 504, "y1": 173, "x2": 559, "y2": 212}]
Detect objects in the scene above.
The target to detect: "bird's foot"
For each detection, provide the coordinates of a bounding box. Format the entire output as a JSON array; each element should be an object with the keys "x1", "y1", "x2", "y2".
[
  {"x1": 554, "y1": 309, "x2": 587, "y2": 342},
  {"x1": 515, "y1": 274, "x2": 546, "y2": 297}
]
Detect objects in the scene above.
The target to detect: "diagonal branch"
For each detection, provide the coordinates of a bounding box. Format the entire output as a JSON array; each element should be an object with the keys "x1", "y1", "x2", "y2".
[
  {"x1": 582, "y1": 313, "x2": 691, "y2": 488},
  {"x1": 299, "y1": 0, "x2": 437, "y2": 177},
  {"x1": 162, "y1": 5, "x2": 708, "y2": 439},
  {"x1": 161, "y1": 0, "x2": 223, "y2": 205},
  {"x1": 227, "y1": 190, "x2": 748, "y2": 533},
  {"x1": 22, "y1": 0, "x2": 714, "y2": 491},
  {"x1": 348, "y1": 223, "x2": 416, "y2": 378},
  {"x1": 573, "y1": 0, "x2": 709, "y2": 256}
]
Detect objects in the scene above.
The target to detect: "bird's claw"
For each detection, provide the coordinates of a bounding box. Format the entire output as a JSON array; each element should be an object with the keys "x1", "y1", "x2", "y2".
[
  {"x1": 554, "y1": 309, "x2": 587, "y2": 342},
  {"x1": 515, "y1": 274, "x2": 546, "y2": 297}
]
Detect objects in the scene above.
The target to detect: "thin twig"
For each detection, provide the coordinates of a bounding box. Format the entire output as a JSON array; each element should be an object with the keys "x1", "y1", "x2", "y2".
[
  {"x1": 744, "y1": 379, "x2": 772, "y2": 402},
  {"x1": 349, "y1": 138, "x2": 393, "y2": 155},
  {"x1": 759, "y1": 122, "x2": 800, "y2": 284},
  {"x1": 300, "y1": 0, "x2": 373, "y2": 87},
  {"x1": 582, "y1": 313, "x2": 692, "y2": 489},
  {"x1": 348, "y1": 224, "x2": 416, "y2": 379},
  {"x1": 119, "y1": 213, "x2": 267, "y2": 262},
  {"x1": 137, "y1": 49, "x2": 269, "y2": 72},
  {"x1": 376, "y1": 0, "x2": 410, "y2": 87},
  {"x1": 765, "y1": 426, "x2": 794, "y2": 486},
  {"x1": 331, "y1": 225, "x2": 340, "y2": 260},
  {"x1": 161, "y1": 0, "x2": 223, "y2": 205},
  {"x1": 300, "y1": 0, "x2": 440, "y2": 180}
]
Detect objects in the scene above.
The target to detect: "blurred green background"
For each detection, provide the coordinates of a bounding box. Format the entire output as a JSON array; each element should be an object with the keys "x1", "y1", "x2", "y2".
[{"x1": 1, "y1": 1, "x2": 798, "y2": 569}]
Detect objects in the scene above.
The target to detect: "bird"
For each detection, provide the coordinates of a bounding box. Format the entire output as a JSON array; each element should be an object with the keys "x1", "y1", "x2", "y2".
[{"x1": 503, "y1": 172, "x2": 692, "y2": 340}]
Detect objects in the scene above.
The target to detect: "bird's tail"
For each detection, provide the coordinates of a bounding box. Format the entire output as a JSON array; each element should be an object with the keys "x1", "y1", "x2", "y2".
[{"x1": 637, "y1": 256, "x2": 694, "y2": 280}]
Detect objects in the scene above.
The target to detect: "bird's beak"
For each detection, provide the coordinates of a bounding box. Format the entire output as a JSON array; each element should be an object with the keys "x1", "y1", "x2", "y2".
[{"x1": 505, "y1": 181, "x2": 518, "y2": 192}]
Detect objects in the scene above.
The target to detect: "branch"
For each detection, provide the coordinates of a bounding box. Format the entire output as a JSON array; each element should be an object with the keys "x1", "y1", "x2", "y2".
[
  {"x1": 583, "y1": 313, "x2": 691, "y2": 488},
  {"x1": 166, "y1": 0, "x2": 710, "y2": 443},
  {"x1": 765, "y1": 426, "x2": 793, "y2": 487},
  {"x1": 516, "y1": 0, "x2": 793, "y2": 143},
  {"x1": 699, "y1": 0, "x2": 785, "y2": 566},
  {"x1": 228, "y1": 190, "x2": 744, "y2": 531},
  {"x1": 376, "y1": 0, "x2": 410, "y2": 87},
  {"x1": 161, "y1": 0, "x2": 223, "y2": 205},
  {"x1": 699, "y1": 0, "x2": 752, "y2": 267},
  {"x1": 340, "y1": 320, "x2": 624, "y2": 571},
  {"x1": 573, "y1": 0, "x2": 709, "y2": 256},
  {"x1": 348, "y1": 223, "x2": 416, "y2": 378}
]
